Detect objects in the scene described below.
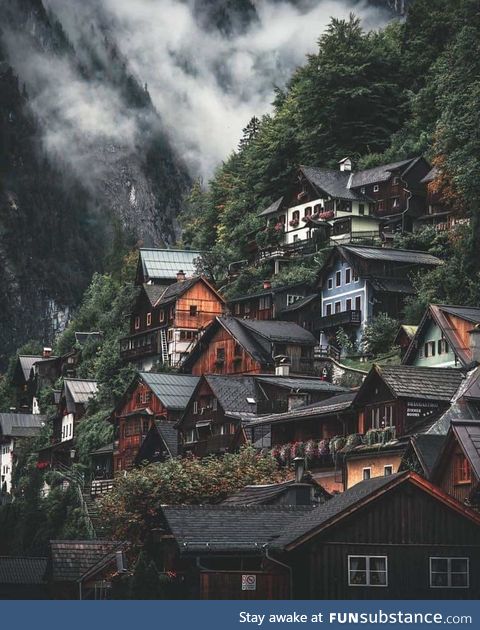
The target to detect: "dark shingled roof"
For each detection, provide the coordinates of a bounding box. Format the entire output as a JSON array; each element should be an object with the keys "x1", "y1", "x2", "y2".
[
  {"x1": 279, "y1": 294, "x2": 319, "y2": 314},
  {"x1": 90, "y1": 442, "x2": 114, "y2": 456},
  {"x1": 300, "y1": 166, "x2": 366, "y2": 201},
  {"x1": 255, "y1": 375, "x2": 347, "y2": 394},
  {"x1": 420, "y1": 166, "x2": 438, "y2": 184},
  {"x1": 250, "y1": 392, "x2": 356, "y2": 427},
  {"x1": 368, "y1": 276, "x2": 416, "y2": 294},
  {"x1": 154, "y1": 277, "x2": 200, "y2": 306},
  {"x1": 0, "y1": 557, "x2": 47, "y2": 585},
  {"x1": 139, "y1": 373, "x2": 199, "y2": 410},
  {"x1": 154, "y1": 420, "x2": 179, "y2": 456},
  {"x1": 258, "y1": 196, "x2": 284, "y2": 217},
  {"x1": 221, "y1": 480, "x2": 320, "y2": 506},
  {"x1": 410, "y1": 434, "x2": 446, "y2": 477},
  {"x1": 239, "y1": 319, "x2": 317, "y2": 345},
  {"x1": 350, "y1": 158, "x2": 415, "y2": 188},
  {"x1": 162, "y1": 505, "x2": 314, "y2": 553},
  {"x1": 273, "y1": 475, "x2": 399, "y2": 548},
  {"x1": 205, "y1": 375, "x2": 259, "y2": 415},
  {"x1": 373, "y1": 365, "x2": 465, "y2": 402},
  {"x1": 439, "y1": 305, "x2": 480, "y2": 324},
  {"x1": 0, "y1": 413, "x2": 46, "y2": 437},
  {"x1": 50, "y1": 540, "x2": 123, "y2": 582},
  {"x1": 143, "y1": 284, "x2": 168, "y2": 307}
]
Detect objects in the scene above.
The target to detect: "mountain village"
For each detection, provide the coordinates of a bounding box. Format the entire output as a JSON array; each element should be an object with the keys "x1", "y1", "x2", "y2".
[{"x1": 1, "y1": 155, "x2": 480, "y2": 600}]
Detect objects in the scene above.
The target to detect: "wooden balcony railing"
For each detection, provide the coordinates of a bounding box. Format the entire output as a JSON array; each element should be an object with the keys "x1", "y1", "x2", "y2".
[
  {"x1": 318, "y1": 309, "x2": 362, "y2": 330},
  {"x1": 119, "y1": 329, "x2": 161, "y2": 360},
  {"x1": 183, "y1": 434, "x2": 234, "y2": 457}
]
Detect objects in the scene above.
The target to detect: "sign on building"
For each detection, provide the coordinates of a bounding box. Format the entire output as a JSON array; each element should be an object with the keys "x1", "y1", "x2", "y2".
[{"x1": 242, "y1": 574, "x2": 257, "y2": 591}]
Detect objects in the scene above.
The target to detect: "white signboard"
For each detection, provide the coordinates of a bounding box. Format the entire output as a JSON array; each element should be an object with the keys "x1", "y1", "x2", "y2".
[{"x1": 242, "y1": 574, "x2": 257, "y2": 591}]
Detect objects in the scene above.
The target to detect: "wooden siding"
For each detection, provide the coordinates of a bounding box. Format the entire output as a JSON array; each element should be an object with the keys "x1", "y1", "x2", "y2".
[
  {"x1": 436, "y1": 438, "x2": 477, "y2": 505},
  {"x1": 174, "y1": 282, "x2": 224, "y2": 329},
  {"x1": 190, "y1": 327, "x2": 263, "y2": 376},
  {"x1": 293, "y1": 483, "x2": 480, "y2": 599},
  {"x1": 445, "y1": 313, "x2": 472, "y2": 360},
  {"x1": 199, "y1": 571, "x2": 289, "y2": 600}
]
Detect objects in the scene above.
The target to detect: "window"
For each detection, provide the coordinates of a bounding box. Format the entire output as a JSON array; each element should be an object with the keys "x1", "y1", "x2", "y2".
[
  {"x1": 287, "y1": 294, "x2": 302, "y2": 306},
  {"x1": 373, "y1": 185, "x2": 380, "y2": 193},
  {"x1": 220, "y1": 423, "x2": 236, "y2": 435},
  {"x1": 430, "y1": 558, "x2": 469, "y2": 588},
  {"x1": 334, "y1": 301, "x2": 341, "y2": 314},
  {"x1": 362, "y1": 468, "x2": 371, "y2": 480},
  {"x1": 327, "y1": 278, "x2": 333, "y2": 290},
  {"x1": 167, "y1": 329, "x2": 173, "y2": 342},
  {"x1": 325, "y1": 304, "x2": 332, "y2": 316},
  {"x1": 159, "y1": 310, "x2": 165, "y2": 323},
  {"x1": 346, "y1": 299, "x2": 352, "y2": 311},
  {"x1": 392, "y1": 176, "x2": 400, "y2": 185},
  {"x1": 454, "y1": 453, "x2": 471, "y2": 484},
  {"x1": 134, "y1": 316, "x2": 140, "y2": 330},
  {"x1": 234, "y1": 343, "x2": 242, "y2": 357},
  {"x1": 345, "y1": 268, "x2": 351, "y2": 284},
  {"x1": 359, "y1": 204, "x2": 365, "y2": 216},
  {"x1": 336, "y1": 271, "x2": 341, "y2": 287},
  {"x1": 353, "y1": 270, "x2": 359, "y2": 282},
  {"x1": 361, "y1": 187, "x2": 366, "y2": 195},
  {"x1": 293, "y1": 234, "x2": 299, "y2": 242},
  {"x1": 216, "y1": 347, "x2": 225, "y2": 362},
  {"x1": 259, "y1": 296, "x2": 271, "y2": 310},
  {"x1": 193, "y1": 401, "x2": 199, "y2": 414},
  {"x1": 212, "y1": 398, "x2": 218, "y2": 411},
  {"x1": 146, "y1": 312, "x2": 152, "y2": 326},
  {"x1": 190, "y1": 304, "x2": 198, "y2": 316},
  {"x1": 424, "y1": 341, "x2": 436, "y2": 358},
  {"x1": 392, "y1": 197, "x2": 400, "y2": 209},
  {"x1": 438, "y1": 338, "x2": 449, "y2": 355},
  {"x1": 355, "y1": 296, "x2": 361, "y2": 311},
  {"x1": 384, "y1": 465, "x2": 393, "y2": 476},
  {"x1": 292, "y1": 210, "x2": 300, "y2": 221},
  {"x1": 348, "y1": 556, "x2": 387, "y2": 587},
  {"x1": 304, "y1": 206, "x2": 312, "y2": 217},
  {"x1": 169, "y1": 305, "x2": 175, "y2": 319},
  {"x1": 185, "y1": 429, "x2": 197, "y2": 444},
  {"x1": 234, "y1": 303, "x2": 241, "y2": 315}
]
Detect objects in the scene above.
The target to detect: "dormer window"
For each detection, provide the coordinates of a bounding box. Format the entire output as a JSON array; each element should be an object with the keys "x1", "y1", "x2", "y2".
[
  {"x1": 159, "y1": 310, "x2": 165, "y2": 323},
  {"x1": 134, "y1": 316, "x2": 140, "y2": 330},
  {"x1": 146, "y1": 312, "x2": 152, "y2": 326},
  {"x1": 190, "y1": 305, "x2": 198, "y2": 316},
  {"x1": 373, "y1": 185, "x2": 380, "y2": 193}
]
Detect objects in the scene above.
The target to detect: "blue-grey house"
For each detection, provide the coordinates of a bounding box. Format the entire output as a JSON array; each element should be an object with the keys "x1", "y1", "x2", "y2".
[{"x1": 315, "y1": 245, "x2": 442, "y2": 351}]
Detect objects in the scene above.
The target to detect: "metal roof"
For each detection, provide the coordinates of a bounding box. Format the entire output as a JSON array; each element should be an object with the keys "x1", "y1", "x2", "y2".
[
  {"x1": 258, "y1": 196, "x2": 285, "y2": 217},
  {"x1": 340, "y1": 245, "x2": 441, "y2": 266},
  {"x1": 0, "y1": 413, "x2": 46, "y2": 437},
  {"x1": 439, "y1": 305, "x2": 480, "y2": 324},
  {"x1": 256, "y1": 375, "x2": 347, "y2": 394},
  {"x1": 64, "y1": 379, "x2": 98, "y2": 405},
  {"x1": 17, "y1": 355, "x2": 43, "y2": 381},
  {"x1": 139, "y1": 372, "x2": 199, "y2": 410},
  {"x1": 350, "y1": 158, "x2": 416, "y2": 188},
  {"x1": 139, "y1": 249, "x2": 202, "y2": 281}
]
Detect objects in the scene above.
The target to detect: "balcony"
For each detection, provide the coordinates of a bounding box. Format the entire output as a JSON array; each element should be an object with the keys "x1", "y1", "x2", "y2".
[
  {"x1": 119, "y1": 329, "x2": 161, "y2": 360},
  {"x1": 183, "y1": 434, "x2": 234, "y2": 457},
  {"x1": 318, "y1": 309, "x2": 362, "y2": 330}
]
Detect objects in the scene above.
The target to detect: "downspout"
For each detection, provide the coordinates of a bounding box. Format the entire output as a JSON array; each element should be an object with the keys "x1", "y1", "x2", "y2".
[
  {"x1": 264, "y1": 545, "x2": 293, "y2": 600},
  {"x1": 78, "y1": 579, "x2": 82, "y2": 601},
  {"x1": 400, "y1": 174, "x2": 412, "y2": 235}
]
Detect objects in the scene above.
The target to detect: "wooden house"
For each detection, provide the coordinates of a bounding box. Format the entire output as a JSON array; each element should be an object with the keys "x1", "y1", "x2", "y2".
[
  {"x1": 399, "y1": 433, "x2": 446, "y2": 480},
  {"x1": 112, "y1": 372, "x2": 199, "y2": 472},
  {"x1": 37, "y1": 379, "x2": 98, "y2": 470},
  {"x1": 402, "y1": 304, "x2": 480, "y2": 368},
  {"x1": 431, "y1": 420, "x2": 480, "y2": 509},
  {"x1": 226, "y1": 281, "x2": 311, "y2": 322},
  {"x1": 48, "y1": 540, "x2": 127, "y2": 600},
  {"x1": 0, "y1": 413, "x2": 45, "y2": 496},
  {"x1": 11, "y1": 351, "x2": 58, "y2": 412},
  {"x1": 157, "y1": 472, "x2": 480, "y2": 599},
  {"x1": 120, "y1": 274, "x2": 225, "y2": 370},
  {"x1": 316, "y1": 245, "x2": 441, "y2": 350},
  {"x1": 181, "y1": 316, "x2": 317, "y2": 376},
  {"x1": 344, "y1": 365, "x2": 465, "y2": 486},
  {"x1": 394, "y1": 324, "x2": 418, "y2": 358}
]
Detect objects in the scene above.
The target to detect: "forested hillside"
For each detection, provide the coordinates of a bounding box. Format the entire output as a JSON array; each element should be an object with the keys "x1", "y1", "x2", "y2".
[{"x1": 180, "y1": 0, "x2": 480, "y2": 310}]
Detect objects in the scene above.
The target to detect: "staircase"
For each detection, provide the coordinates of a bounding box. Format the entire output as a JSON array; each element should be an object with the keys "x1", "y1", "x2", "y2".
[
  {"x1": 160, "y1": 328, "x2": 169, "y2": 365},
  {"x1": 82, "y1": 487, "x2": 111, "y2": 539}
]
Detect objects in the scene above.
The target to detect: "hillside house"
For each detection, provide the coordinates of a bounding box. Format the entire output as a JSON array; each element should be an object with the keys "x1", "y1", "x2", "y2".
[
  {"x1": 316, "y1": 245, "x2": 441, "y2": 350},
  {"x1": 0, "y1": 413, "x2": 45, "y2": 496},
  {"x1": 403, "y1": 304, "x2": 480, "y2": 368},
  {"x1": 111, "y1": 372, "x2": 199, "y2": 472},
  {"x1": 135, "y1": 248, "x2": 202, "y2": 285},
  {"x1": 180, "y1": 317, "x2": 317, "y2": 376},
  {"x1": 226, "y1": 281, "x2": 310, "y2": 321},
  {"x1": 120, "y1": 274, "x2": 224, "y2": 370}
]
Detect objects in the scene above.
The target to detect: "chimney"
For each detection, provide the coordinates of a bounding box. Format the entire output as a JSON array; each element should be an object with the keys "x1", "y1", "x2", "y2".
[
  {"x1": 274, "y1": 355, "x2": 291, "y2": 377},
  {"x1": 339, "y1": 157, "x2": 352, "y2": 172},
  {"x1": 43, "y1": 347, "x2": 52, "y2": 358},
  {"x1": 263, "y1": 279, "x2": 272, "y2": 290},
  {"x1": 176, "y1": 270, "x2": 186, "y2": 283},
  {"x1": 469, "y1": 325, "x2": 480, "y2": 364},
  {"x1": 293, "y1": 456, "x2": 305, "y2": 483}
]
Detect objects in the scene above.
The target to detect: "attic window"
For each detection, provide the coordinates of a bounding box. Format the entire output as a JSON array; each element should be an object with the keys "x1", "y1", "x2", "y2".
[
  {"x1": 190, "y1": 305, "x2": 198, "y2": 316},
  {"x1": 146, "y1": 312, "x2": 152, "y2": 326},
  {"x1": 134, "y1": 316, "x2": 140, "y2": 330},
  {"x1": 373, "y1": 185, "x2": 380, "y2": 193},
  {"x1": 159, "y1": 310, "x2": 165, "y2": 323},
  {"x1": 454, "y1": 453, "x2": 471, "y2": 485},
  {"x1": 246, "y1": 397, "x2": 256, "y2": 404}
]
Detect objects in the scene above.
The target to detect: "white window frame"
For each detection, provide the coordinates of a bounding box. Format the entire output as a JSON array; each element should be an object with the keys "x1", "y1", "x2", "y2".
[
  {"x1": 335, "y1": 271, "x2": 342, "y2": 287},
  {"x1": 429, "y1": 557, "x2": 469, "y2": 589},
  {"x1": 362, "y1": 467, "x2": 371, "y2": 480},
  {"x1": 384, "y1": 465, "x2": 393, "y2": 476},
  {"x1": 193, "y1": 401, "x2": 198, "y2": 414},
  {"x1": 373, "y1": 184, "x2": 380, "y2": 193},
  {"x1": 348, "y1": 555, "x2": 388, "y2": 587},
  {"x1": 146, "y1": 312, "x2": 152, "y2": 326},
  {"x1": 334, "y1": 301, "x2": 342, "y2": 314},
  {"x1": 345, "y1": 267, "x2": 352, "y2": 285},
  {"x1": 327, "y1": 278, "x2": 333, "y2": 290}
]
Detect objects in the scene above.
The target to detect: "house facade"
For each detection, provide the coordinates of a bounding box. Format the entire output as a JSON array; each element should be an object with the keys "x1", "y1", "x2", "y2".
[
  {"x1": 120, "y1": 274, "x2": 225, "y2": 370},
  {"x1": 316, "y1": 245, "x2": 441, "y2": 350}
]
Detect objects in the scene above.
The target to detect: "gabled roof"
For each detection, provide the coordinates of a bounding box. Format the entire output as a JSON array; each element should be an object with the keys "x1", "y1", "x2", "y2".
[
  {"x1": 395, "y1": 324, "x2": 418, "y2": 343},
  {"x1": 64, "y1": 379, "x2": 98, "y2": 406},
  {"x1": 339, "y1": 245, "x2": 441, "y2": 266},
  {"x1": 154, "y1": 420, "x2": 179, "y2": 456},
  {"x1": 367, "y1": 277, "x2": 416, "y2": 294},
  {"x1": 139, "y1": 372, "x2": 199, "y2": 411},
  {"x1": 16, "y1": 355, "x2": 44, "y2": 381},
  {"x1": 300, "y1": 166, "x2": 367, "y2": 202},
  {"x1": 181, "y1": 317, "x2": 316, "y2": 372},
  {"x1": 249, "y1": 392, "x2": 356, "y2": 427},
  {"x1": 137, "y1": 248, "x2": 202, "y2": 283},
  {"x1": 153, "y1": 276, "x2": 224, "y2": 308},
  {"x1": 143, "y1": 284, "x2": 168, "y2": 307},
  {"x1": 0, "y1": 557, "x2": 47, "y2": 585},
  {"x1": 409, "y1": 434, "x2": 446, "y2": 478},
  {"x1": 90, "y1": 442, "x2": 114, "y2": 456},
  {"x1": 349, "y1": 158, "x2": 418, "y2": 188},
  {"x1": 420, "y1": 166, "x2": 438, "y2": 184},
  {"x1": 452, "y1": 420, "x2": 480, "y2": 480},
  {"x1": 278, "y1": 294, "x2": 319, "y2": 314},
  {"x1": 258, "y1": 196, "x2": 285, "y2": 217},
  {"x1": 355, "y1": 365, "x2": 464, "y2": 404},
  {"x1": 221, "y1": 479, "x2": 329, "y2": 506},
  {"x1": 0, "y1": 413, "x2": 46, "y2": 438},
  {"x1": 205, "y1": 375, "x2": 259, "y2": 416},
  {"x1": 403, "y1": 304, "x2": 480, "y2": 367},
  {"x1": 161, "y1": 505, "x2": 314, "y2": 554},
  {"x1": 49, "y1": 540, "x2": 124, "y2": 582},
  {"x1": 273, "y1": 471, "x2": 480, "y2": 550},
  {"x1": 427, "y1": 368, "x2": 480, "y2": 435},
  {"x1": 227, "y1": 282, "x2": 308, "y2": 304}
]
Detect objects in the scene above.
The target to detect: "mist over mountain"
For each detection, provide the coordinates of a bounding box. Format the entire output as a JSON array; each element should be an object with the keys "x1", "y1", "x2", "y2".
[{"x1": 0, "y1": 0, "x2": 394, "y2": 361}]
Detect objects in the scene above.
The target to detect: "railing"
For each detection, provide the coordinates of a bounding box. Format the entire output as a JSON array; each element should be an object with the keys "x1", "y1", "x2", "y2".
[
  {"x1": 331, "y1": 231, "x2": 381, "y2": 245},
  {"x1": 314, "y1": 344, "x2": 341, "y2": 361},
  {"x1": 183, "y1": 434, "x2": 234, "y2": 457},
  {"x1": 119, "y1": 329, "x2": 161, "y2": 360},
  {"x1": 318, "y1": 309, "x2": 362, "y2": 329},
  {"x1": 90, "y1": 479, "x2": 114, "y2": 497}
]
